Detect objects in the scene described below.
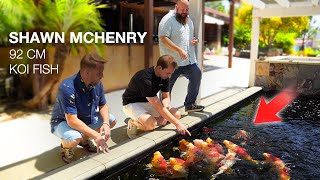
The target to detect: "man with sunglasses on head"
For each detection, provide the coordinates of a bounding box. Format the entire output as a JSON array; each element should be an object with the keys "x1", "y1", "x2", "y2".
[{"x1": 123, "y1": 55, "x2": 191, "y2": 138}]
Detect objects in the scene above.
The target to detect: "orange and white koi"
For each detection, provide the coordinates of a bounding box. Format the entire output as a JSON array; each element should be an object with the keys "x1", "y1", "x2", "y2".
[
  {"x1": 211, "y1": 149, "x2": 237, "y2": 180},
  {"x1": 193, "y1": 139, "x2": 225, "y2": 165},
  {"x1": 263, "y1": 153, "x2": 290, "y2": 180},
  {"x1": 178, "y1": 139, "x2": 200, "y2": 165},
  {"x1": 179, "y1": 139, "x2": 191, "y2": 152},
  {"x1": 232, "y1": 129, "x2": 251, "y2": 141},
  {"x1": 223, "y1": 140, "x2": 258, "y2": 164}
]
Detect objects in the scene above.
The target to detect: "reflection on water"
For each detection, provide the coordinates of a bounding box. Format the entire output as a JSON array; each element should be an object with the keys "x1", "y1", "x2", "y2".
[{"x1": 105, "y1": 95, "x2": 320, "y2": 180}]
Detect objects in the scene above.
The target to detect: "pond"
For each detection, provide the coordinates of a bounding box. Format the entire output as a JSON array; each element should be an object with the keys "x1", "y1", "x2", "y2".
[{"x1": 102, "y1": 93, "x2": 320, "y2": 180}]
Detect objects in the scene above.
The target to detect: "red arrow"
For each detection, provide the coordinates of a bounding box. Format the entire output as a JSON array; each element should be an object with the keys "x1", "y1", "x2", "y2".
[{"x1": 254, "y1": 88, "x2": 297, "y2": 124}]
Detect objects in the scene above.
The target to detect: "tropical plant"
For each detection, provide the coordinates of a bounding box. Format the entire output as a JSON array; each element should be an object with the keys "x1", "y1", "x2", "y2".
[
  {"x1": 273, "y1": 32, "x2": 296, "y2": 54},
  {"x1": 1, "y1": 0, "x2": 106, "y2": 109},
  {"x1": 235, "y1": 1, "x2": 310, "y2": 51},
  {"x1": 205, "y1": 1, "x2": 226, "y2": 13},
  {"x1": 233, "y1": 1, "x2": 252, "y2": 50},
  {"x1": 298, "y1": 16, "x2": 320, "y2": 51},
  {"x1": 259, "y1": 17, "x2": 309, "y2": 49},
  {"x1": 0, "y1": 0, "x2": 37, "y2": 45},
  {"x1": 23, "y1": 0, "x2": 106, "y2": 109}
]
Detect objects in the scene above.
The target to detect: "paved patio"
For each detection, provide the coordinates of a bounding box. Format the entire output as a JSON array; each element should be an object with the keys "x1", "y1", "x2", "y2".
[{"x1": 0, "y1": 55, "x2": 256, "y2": 179}]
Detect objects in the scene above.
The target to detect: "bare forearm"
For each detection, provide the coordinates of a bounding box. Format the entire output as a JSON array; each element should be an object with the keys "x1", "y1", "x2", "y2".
[
  {"x1": 158, "y1": 106, "x2": 180, "y2": 126},
  {"x1": 162, "y1": 98, "x2": 170, "y2": 109},
  {"x1": 99, "y1": 105, "x2": 110, "y2": 125}
]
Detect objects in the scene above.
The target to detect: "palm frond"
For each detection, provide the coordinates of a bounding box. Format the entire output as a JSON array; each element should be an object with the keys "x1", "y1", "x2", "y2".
[
  {"x1": 0, "y1": 0, "x2": 37, "y2": 45},
  {"x1": 37, "y1": 0, "x2": 106, "y2": 54}
]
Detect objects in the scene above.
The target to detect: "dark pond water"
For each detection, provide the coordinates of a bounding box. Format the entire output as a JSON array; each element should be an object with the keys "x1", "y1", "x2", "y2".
[{"x1": 104, "y1": 93, "x2": 320, "y2": 180}]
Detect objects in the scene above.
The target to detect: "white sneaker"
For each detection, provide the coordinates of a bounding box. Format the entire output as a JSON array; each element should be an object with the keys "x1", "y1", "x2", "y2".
[{"x1": 127, "y1": 119, "x2": 138, "y2": 139}]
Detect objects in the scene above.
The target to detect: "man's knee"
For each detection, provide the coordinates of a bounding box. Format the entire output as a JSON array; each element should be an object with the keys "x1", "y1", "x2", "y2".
[
  {"x1": 170, "y1": 108, "x2": 181, "y2": 119},
  {"x1": 63, "y1": 130, "x2": 82, "y2": 142},
  {"x1": 138, "y1": 114, "x2": 157, "y2": 131},
  {"x1": 191, "y1": 64, "x2": 202, "y2": 79},
  {"x1": 174, "y1": 110, "x2": 181, "y2": 119},
  {"x1": 110, "y1": 119, "x2": 117, "y2": 128}
]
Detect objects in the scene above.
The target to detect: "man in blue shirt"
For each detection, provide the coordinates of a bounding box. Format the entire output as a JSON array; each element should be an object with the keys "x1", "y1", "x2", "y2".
[{"x1": 51, "y1": 53, "x2": 116, "y2": 163}]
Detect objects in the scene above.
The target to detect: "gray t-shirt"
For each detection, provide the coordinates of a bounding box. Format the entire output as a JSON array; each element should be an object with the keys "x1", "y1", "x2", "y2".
[{"x1": 158, "y1": 10, "x2": 197, "y2": 67}]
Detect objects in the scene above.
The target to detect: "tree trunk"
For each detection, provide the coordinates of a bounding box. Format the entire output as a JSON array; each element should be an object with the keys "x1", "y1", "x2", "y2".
[{"x1": 23, "y1": 43, "x2": 70, "y2": 109}]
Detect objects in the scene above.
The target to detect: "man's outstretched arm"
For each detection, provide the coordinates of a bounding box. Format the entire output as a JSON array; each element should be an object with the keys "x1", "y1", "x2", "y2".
[
  {"x1": 161, "y1": 92, "x2": 171, "y2": 109},
  {"x1": 147, "y1": 96, "x2": 191, "y2": 136},
  {"x1": 99, "y1": 104, "x2": 111, "y2": 142},
  {"x1": 65, "y1": 114, "x2": 109, "y2": 153}
]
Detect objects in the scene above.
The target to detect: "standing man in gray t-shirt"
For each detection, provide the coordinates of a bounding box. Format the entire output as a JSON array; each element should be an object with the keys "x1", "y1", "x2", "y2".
[{"x1": 158, "y1": 0, "x2": 205, "y2": 113}]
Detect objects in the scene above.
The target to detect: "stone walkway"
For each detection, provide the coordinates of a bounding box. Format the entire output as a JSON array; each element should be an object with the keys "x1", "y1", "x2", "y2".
[{"x1": 0, "y1": 55, "x2": 253, "y2": 179}]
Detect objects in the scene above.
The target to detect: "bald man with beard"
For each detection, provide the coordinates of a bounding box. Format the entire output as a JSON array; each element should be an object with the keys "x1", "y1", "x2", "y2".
[{"x1": 158, "y1": 0, "x2": 205, "y2": 113}]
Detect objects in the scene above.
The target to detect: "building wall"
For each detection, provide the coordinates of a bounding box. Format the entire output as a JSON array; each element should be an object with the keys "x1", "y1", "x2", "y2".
[
  {"x1": 205, "y1": 24, "x2": 218, "y2": 50},
  {"x1": 0, "y1": 44, "x2": 160, "y2": 102}
]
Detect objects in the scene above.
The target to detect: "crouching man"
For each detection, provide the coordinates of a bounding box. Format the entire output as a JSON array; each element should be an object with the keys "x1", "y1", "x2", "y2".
[
  {"x1": 122, "y1": 55, "x2": 191, "y2": 138},
  {"x1": 50, "y1": 53, "x2": 116, "y2": 163}
]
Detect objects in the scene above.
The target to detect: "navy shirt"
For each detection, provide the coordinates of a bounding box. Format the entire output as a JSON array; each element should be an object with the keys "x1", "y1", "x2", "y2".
[{"x1": 51, "y1": 72, "x2": 106, "y2": 129}]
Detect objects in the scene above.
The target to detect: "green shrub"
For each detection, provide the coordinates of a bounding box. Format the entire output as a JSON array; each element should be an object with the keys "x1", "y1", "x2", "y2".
[{"x1": 304, "y1": 47, "x2": 316, "y2": 56}]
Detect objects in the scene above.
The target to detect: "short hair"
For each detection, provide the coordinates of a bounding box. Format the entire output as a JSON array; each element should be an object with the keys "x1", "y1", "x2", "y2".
[
  {"x1": 80, "y1": 53, "x2": 106, "y2": 70},
  {"x1": 176, "y1": 0, "x2": 189, "y2": 5},
  {"x1": 156, "y1": 55, "x2": 177, "y2": 69}
]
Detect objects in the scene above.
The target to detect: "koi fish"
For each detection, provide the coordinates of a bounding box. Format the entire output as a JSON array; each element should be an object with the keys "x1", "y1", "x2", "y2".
[
  {"x1": 223, "y1": 140, "x2": 258, "y2": 164},
  {"x1": 179, "y1": 139, "x2": 191, "y2": 152},
  {"x1": 183, "y1": 142, "x2": 202, "y2": 166},
  {"x1": 167, "y1": 157, "x2": 188, "y2": 178},
  {"x1": 193, "y1": 139, "x2": 225, "y2": 165},
  {"x1": 179, "y1": 139, "x2": 202, "y2": 166},
  {"x1": 146, "y1": 151, "x2": 167, "y2": 174},
  {"x1": 263, "y1": 153, "x2": 290, "y2": 180},
  {"x1": 232, "y1": 129, "x2": 251, "y2": 141},
  {"x1": 206, "y1": 138, "x2": 224, "y2": 154},
  {"x1": 211, "y1": 149, "x2": 237, "y2": 180}
]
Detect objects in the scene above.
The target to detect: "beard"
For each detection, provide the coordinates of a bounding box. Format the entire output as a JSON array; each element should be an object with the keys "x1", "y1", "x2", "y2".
[{"x1": 175, "y1": 13, "x2": 188, "y2": 25}]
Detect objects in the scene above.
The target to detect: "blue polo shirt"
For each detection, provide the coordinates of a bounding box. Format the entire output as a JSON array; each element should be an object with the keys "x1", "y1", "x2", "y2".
[{"x1": 51, "y1": 72, "x2": 106, "y2": 130}]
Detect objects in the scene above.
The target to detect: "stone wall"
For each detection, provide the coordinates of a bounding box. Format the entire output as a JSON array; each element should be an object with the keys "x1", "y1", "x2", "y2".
[{"x1": 255, "y1": 60, "x2": 320, "y2": 95}]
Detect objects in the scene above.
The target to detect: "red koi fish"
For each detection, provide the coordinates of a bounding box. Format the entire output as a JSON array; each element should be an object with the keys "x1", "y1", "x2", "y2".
[
  {"x1": 179, "y1": 139, "x2": 202, "y2": 166},
  {"x1": 206, "y1": 138, "x2": 224, "y2": 154},
  {"x1": 223, "y1": 140, "x2": 258, "y2": 164},
  {"x1": 193, "y1": 139, "x2": 225, "y2": 165},
  {"x1": 263, "y1": 153, "x2": 290, "y2": 180},
  {"x1": 146, "y1": 151, "x2": 168, "y2": 174},
  {"x1": 232, "y1": 129, "x2": 251, "y2": 141},
  {"x1": 167, "y1": 157, "x2": 188, "y2": 178},
  {"x1": 184, "y1": 142, "x2": 202, "y2": 166}
]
